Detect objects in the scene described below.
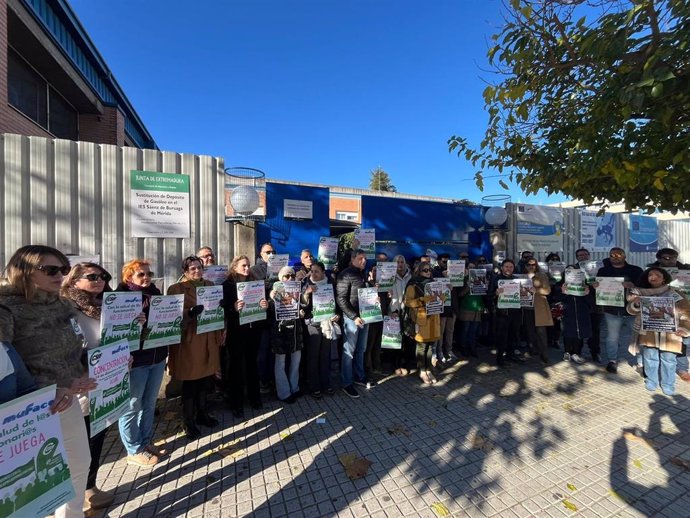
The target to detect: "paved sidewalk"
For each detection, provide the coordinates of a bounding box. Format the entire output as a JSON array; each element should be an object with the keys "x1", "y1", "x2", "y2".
[{"x1": 94, "y1": 351, "x2": 690, "y2": 518}]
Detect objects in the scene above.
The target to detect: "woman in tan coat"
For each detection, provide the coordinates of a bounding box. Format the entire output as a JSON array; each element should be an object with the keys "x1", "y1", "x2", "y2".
[
  {"x1": 524, "y1": 260, "x2": 554, "y2": 364},
  {"x1": 167, "y1": 256, "x2": 223, "y2": 440}
]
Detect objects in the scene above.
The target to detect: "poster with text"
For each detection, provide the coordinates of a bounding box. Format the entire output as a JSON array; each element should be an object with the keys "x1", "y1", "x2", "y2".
[
  {"x1": 548, "y1": 262, "x2": 566, "y2": 283},
  {"x1": 130, "y1": 170, "x2": 190, "y2": 238},
  {"x1": 440, "y1": 279, "x2": 452, "y2": 307},
  {"x1": 516, "y1": 204, "x2": 564, "y2": 252},
  {"x1": 518, "y1": 277, "x2": 535, "y2": 308},
  {"x1": 381, "y1": 316, "x2": 402, "y2": 350},
  {"x1": 629, "y1": 215, "x2": 659, "y2": 252},
  {"x1": 580, "y1": 260, "x2": 604, "y2": 284},
  {"x1": 143, "y1": 295, "x2": 184, "y2": 349},
  {"x1": 311, "y1": 285, "x2": 336, "y2": 323},
  {"x1": 358, "y1": 287, "x2": 382, "y2": 324},
  {"x1": 595, "y1": 277, "x2": 625, "y2": 307},
  {"x1": 669, "y1": 270, "x2": 690, "y2": 299},
  {"x1": 317, "y1": 237, "x2": 339, "y2": 267},
  {"x1": 203, "y1": 265, "x2": 229, "y2": 285},
  {"x1": 87, "y1": 340, "x2": 131, "y2": 437},
  {"x1": 272, "y1": 281, "x2": 301, "y2": 321},
  {"x1": 497, "y1": 279, "x2": 521, "y2": 309},
  {"x1": 376, "y1": 262, "x2": 396, "y2": 292},
  {"x1": 100, "y1": 292, "x2": 142, "y2": 349},
  {"x1": 564, "y1": 269, "x2": 586, "y2": 297},
  {"x1": 424, "y1": 281, "x2": 445, "y2": 316},
  {"x1": 353, "y1": 229, "x2": 375, "y2": 259},
  {"x1": 469, "y1": 269, "x2": 487, "y2": 295},
  {"x1": 448, "y1": 260, "x2": 466, "y2": 287},
  {"x1": 267, "y1": 254, "x2": 289, "y2": 281},
  {"x1": 640, "y1": 296, "x2": 676, "y2": 332},
  {"x1": 580, "y1": 211, "x2": 616, "y2": 252},
  {"x1": 196, "y1": 286, "x2": 225, "y2": 333},
  {"x1": 237, "y1": 281, "x2": 267, "y2": 325}
]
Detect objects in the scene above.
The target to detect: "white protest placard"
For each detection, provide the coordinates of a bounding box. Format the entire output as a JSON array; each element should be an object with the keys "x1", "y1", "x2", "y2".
[
  {"x1": 548, "y1": 262, "x2": 566, "y2": 283},
  {"x1": 564, "y1": 269, "x2": 586, "y2": 297},
  {"x1": 317, "y1": 237, "x2": 339, "y2": 267},
  {"x1": 595, "y1": 277, "x2": 625, "y2": 307},
  {"x1": 237, "y1": 281, "x2": 267, "y2": 325},
  {"x1": 376, "y1": 262, "x2": 396, "y2": 292},
  {"x1": 0, "y1": 386, "x2": 75, "y2": 518},
  {"x1": 670, "y1": 270, "x2": 690, "y2": 299},
  {"x1": 448, "y1": 260, "x2": 466, "y2": 287},
  {"x1": 130, "y1": 170, "x2": 190, "y2": 238},
  {"x1": 87, "y1": 340, "x2": 131, "y2": 437},
  {"x1": 143, "y1": 295, "x2": 184, "y2": 349},
  {"x1": 381, "y1": 316, "x2": 402, "y2": 350},
  {"x1": 267, "y1": 254, "x2": 289, "y2": 281},
  {"x1": 100, "y1": 292, "x2": 142, "y2": 349},
  {"x1": 424, "y1": 281, "x2": 445, "y2": 316},
  {"x1": 640, "y1": 296, "x2": 677, "y2": 332},
  {"x1": 518, "y1": 277, "x2": 535, "y2": 308},
  {"x1": 580, "y1": 260, "x2": 604, "y2": 284},
  {"x1": 196, "y1": 286, "x2": 225, "y2": 333},
  {"x1": 353, "y1": 228, "x2": 375, "y2": 259},
  {"x1": 497, "y1": 279, "x2": 521, "y2": 309},
  {"x1": 469, "y1": 269, "x2": 487, "y2": 295},
  {"x1": 311, "y1": 285, "x2": 336, "y2": 323},
  {"x1": 272, "y1": 281, "x2": 301, "y2": 321},
  {"x1": 440, "y1": 279, "x2": 452, "y2": 307},
  {"x1": 358, "y1": 287, "x2": 382, "y2": 324},
  {"x1": 203, "y1": 265, "x2": 229, "y2": 286}
]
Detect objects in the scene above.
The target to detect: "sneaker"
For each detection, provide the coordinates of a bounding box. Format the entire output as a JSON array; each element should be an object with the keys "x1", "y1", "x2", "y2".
[
  {"x1": 606, "y1": 361, "x2": 618, "y2": 374},
  {"x1": 311, "y1": 391, "x2": 322, "y2": 399},
  {"x1": 280, "y1": 394, "x2": 296, "y2": 404},
  {"x1": 563, "y1": 353, "x2": 571, "y2": 362},
  {"x1": 354, "y1": 379, "x2": 377, "y2": 388},
  {"x1": 145, "y1": 443, "x2": 170, "y2": 457},
  {"x1": 571, "y1": 354, "x2": 585, "y2": 364},
  {"x1": 342, "y1": 385, "x2": 360, "y2": 399},
  {"x1": 127, "y1": 450, "x2": 159, "y2": 467},
  {"x1": 325, "y1": 388, "x2": 335, "y2": 396}
]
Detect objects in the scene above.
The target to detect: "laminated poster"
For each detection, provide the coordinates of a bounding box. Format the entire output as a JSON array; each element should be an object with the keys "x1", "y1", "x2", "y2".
[
  {"x1": 381, "y1": 316, "x2": 402, "y2": 350},
  {"x1": 469, "y1": 269, "x2": 487, "y2": 295},
  {"x1": 518, "y1": 278, "x2": 535, "y2": 308},
  {"x1": 595, "y1": 277, "x2": 625, "y2": 307},
  {"x1": 0, "y1": 385, "x2": 75, "y2": 518},
  {"x1": 564, "y1": 269, "x2": 586, "y2": 297},
  {"x1": 424, "y1": 281, "x2": 445, "y2": 316},
  {"x1": 311, "y1": 285, "x2": 336, "y2": 323},
  {"x1": 203, "y1": 265, "x2": 229, "y2": 285},
  {"x1": 267, "y1": 254, "x2": 289, "y2": 281},
  {"x1": 87, "y1": 340, "x2": 131, "y2": 437},
  {"x1": 548, "y1": 262, "x2": 566, "y2": 283},
  {"x1": 143, "y1": 295, "x2": 184, "y2": 349},
  {"x1": 196, "y1": 286, "x2": 225, "y2": 333},
  {"x1": 272, "y1": 281, "x2": 301, "y2": 321},
  {"x1": 448, "y1": 260, "x2": 465, "y2": 287},
  {"x1": 358, "y1": 287, "x2": 383, "y2": 324},
  {"x1": 669, "y1": 270, "x2": 690, "y2": 299},
  {"x1": 376, "y1": 262, "x2": 396, "y2": 292},
  {"x1": 440, "y1": 279, "x2": 452, "y2": 307},
  {"x1": 497, "y1": 279, "x2": 521, "y2": 309},
  {"x1": 640, "y1": 296, "x2": 676, "y2": 332},
  {"x1": 580, "y1": 260, "x2": 604, "y2": 284},
  {"x1": 353, "y1": 229, "x2": 375, "y2": 259},
  {"x1": 237, "y1": 281, "x2": 267, "y2": 325},
  {"x1": 99, "y1": 291, "x2": 142, "y2": 349},
  {"x1": 317, "y1": 237, "x2": 339, "y2": 267}
]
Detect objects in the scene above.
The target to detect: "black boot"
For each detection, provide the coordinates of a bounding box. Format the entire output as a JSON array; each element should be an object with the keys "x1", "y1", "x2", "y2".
[
  {"x1": 195, "y1": 390, "x2": 219, "y2": 427},
  {"x1": 182, "y1": 394, "x2": 201, "y2": 440}
]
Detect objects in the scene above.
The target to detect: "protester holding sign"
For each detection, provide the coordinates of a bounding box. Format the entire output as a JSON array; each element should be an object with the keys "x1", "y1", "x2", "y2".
[
  {"x1": 167, "y1": 256, "x2": 223, "y2": 440},
  {"x1": 61, "y1": 262, "x2": 120, "y2": 511},
  {"x1": 390, "y1": 255, "x2": 413, "y2": 376},
  {"x1": 0, "y1": 245, "x2": 98, "y2": 518},
  {"x1": 556, "y1": 267, "x2": 592, "y2": 365},
  {"x1": 222, "y1": 255, "x2": 269, "y2": 419},
  {"x1": 489, "y1": 259, "x2": 524, "y2": 367},
  {"x1": 114, "y1": 259, "x2": 167, "y2": 467},
  {"x1": 626, "y1": 267, "x2": 690, "y2": 396},
  {"x1": 456, "y1": 262, "x2": 484, "y2": 358},
  {"x1": 404, "y1": 262, "x2": 441, "y2": 385}
]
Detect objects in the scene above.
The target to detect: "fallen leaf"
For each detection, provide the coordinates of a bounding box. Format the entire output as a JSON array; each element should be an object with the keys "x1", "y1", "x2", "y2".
[
  {"x1": 431, "y1": 502, "x2": 450, "y2": 516},
  {"x1": 566, "y1": 483, "x2": 577, "y2": 492},
  {"x1": 470, "y1": 433, "x2": 494, "y2": 452},
  {"x1": 338, "y1": 453, "x2": 372, "y2": 480},
  {"x1": 387, "y1": 424, "x2": 411, "y2": 437},
  {"x1": 562, "y1": 500, "x2": 578, "y2": 511},
  {"x1": 280, "y1": 432, "x2": 293, "y2": 441},
  {"x1": 670, "y1": 457, "x2": 690, "y2": 470},
  {"x1": 623, "y1": 431, "x2": 656, "y2": 449},
  {"x1": 563, "y1": 403, "x2": 573, "y2": 411},
  {"x1": 633, "y1": 459, "x2": 643, "y2": 469},
  {"x1": 428, "y1": 420, "x2": 437, "y2": 428},
  {"x1": 608, "y1": 489, "x2": 628, "y2": 502}
]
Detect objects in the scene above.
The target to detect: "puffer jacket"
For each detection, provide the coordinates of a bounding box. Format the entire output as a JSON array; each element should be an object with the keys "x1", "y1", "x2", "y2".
[{"x1": 336, "y1": 265, "x2": 368, "y2": 320}]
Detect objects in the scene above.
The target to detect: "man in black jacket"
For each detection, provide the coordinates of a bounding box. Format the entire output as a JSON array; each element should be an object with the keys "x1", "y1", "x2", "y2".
[{"x1": 336, "y1": 249, "x2": 371, "y2": 398}]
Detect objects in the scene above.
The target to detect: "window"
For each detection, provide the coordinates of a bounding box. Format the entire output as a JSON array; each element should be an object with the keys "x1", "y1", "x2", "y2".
[
  {"x1": 335, "y1": 211, "x2": 358, "y2": 221},
  {"x1": 7, "y1": 50, "x2": 78, "y2": 140}
]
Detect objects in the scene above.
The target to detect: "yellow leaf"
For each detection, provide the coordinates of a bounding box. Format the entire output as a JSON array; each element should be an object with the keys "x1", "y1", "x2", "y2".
[
  {"x1": 566, "y1": 483, "x2": 577, "y2": 491},
  {"x1": 633, "y1": 459, "x2": 643, "y2": 469},
  {"x1": 431, "y1": 502, "x2": 450, "y2": 516},
  {"x1": 562, "y1": 500, "x2": 578, "y2": 511},
  {"x1": 653, "y1": 178, "x2": 665, "y2": 191}
]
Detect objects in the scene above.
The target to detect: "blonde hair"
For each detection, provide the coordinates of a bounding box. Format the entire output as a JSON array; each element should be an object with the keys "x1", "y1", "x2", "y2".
[
  {"x1": 3, "y1": 245, "x2": 70, "y2": 299},
  {"x1": 228, "y1": 255, "x2": 253, "y2": 281}
]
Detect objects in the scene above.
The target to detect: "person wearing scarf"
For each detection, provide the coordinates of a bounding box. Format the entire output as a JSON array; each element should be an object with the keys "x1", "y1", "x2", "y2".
[
  {"x1": 404, "y1": 261, "x2": 441, "y2": 384},
  {"x1": 61, "y1": 262, "x2": 117, "y2": 512},
  {"x1": 390, "y1": 255, "x2": 412, "y2": 375},
  {"x1": 627, "y1": 267, "x2": 690, "y2": 395},
  {"x1": 114, "y1": 259, "x2": 168, "y2": 467},
  {"x1": 167, "y1": 256, "x2": 223, "y2": 440}
]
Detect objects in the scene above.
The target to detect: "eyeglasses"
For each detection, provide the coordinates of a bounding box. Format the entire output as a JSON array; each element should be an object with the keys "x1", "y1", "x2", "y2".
[
  {"x1": 283, "y1": 274, "x2": 296, "y2": 279},
  {"x1": 421, "y1": 268, "x2": 432, "y2": 273},
  {"x1": 526, "y1": 263, "x2": 537, "y2": 267},
  {"x1": 199, "y1": 254, "x2": 214, "y2": 260},
  {"x1": 609, "y1": 253, "x2": 625, "y2": 258},
  {"x1": 36, "y1": 265, "x2": 71, "y2": 276},
  {"x1": 81, "y1": 273, "x2": 112, "y2": 282},
  {"x1": 134, "y1": 271, "x2": 154, "y2": 278},
  {"x1": 660, "y1": 256, "x2": 674, "y2": 261}
]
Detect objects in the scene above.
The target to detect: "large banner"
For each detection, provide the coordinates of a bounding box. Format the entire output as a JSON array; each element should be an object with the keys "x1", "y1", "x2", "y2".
[
  {"x1": 629, "y1": 215, "x2": 658, "y2": 252},
  {"x1": 87, "y1": 340, "x2": 131, "y2": 437},
  {"x1": 516, "y1": 204, "x2": 564, "y2": 252},
  {"x1": 0, "y1": 386, "x2": 75, "y2": 518},
  {"x1": 580, "y1": 211, "x2": 616, "y2": 252},
  {"x1": 100, "y1": 292, "x2": 142, "y2": 349},
  {"x1": 130, "y1": 170, "x2": 190, "y2": 238}
]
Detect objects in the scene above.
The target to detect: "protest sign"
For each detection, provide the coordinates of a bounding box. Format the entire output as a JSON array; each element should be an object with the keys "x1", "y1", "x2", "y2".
[
  {"x1": 272, "y1": 281, "x2": 301, "y2": 321},
  {"x1": 580, "y1": 260, "x2": 604, "y2": 283},
  {"x1": 548, "y1": 262, "x2": 566, "y2": 283},
  {"x1": 237, "y1": 281, "x2": 267, "y2": 325},
  {"x1": 669, "y1": 270, "x2": 690, "y2": 299},
  {"x1": 311, "y1": 286, "x2": 336, "y2": 323},
  {"x1": 595, "y1": 277, "x2": 625, "y2": 307},
  {"x1": 424, "y1": 281, "x2": 445, "y2": 316},
  {"x1": 640, "y1": 296, "x2": 676, "y2": 332},
  {"x1": 497, "y1": 280, "x2": 521, "y2": 309},
  {"x1": 143, "y1": 295, "x2": 184, "y2": 349},
  {"x1": 376, "y1": 262, "x2": 396, "y2": 292},
  {"x1": 518, "y1": 277, "x2": 535, "y2": 308},
  {"x1": 202, "y1": 265, "x2": 228, "y2": 285},
  {"x1": 564, "y1": 269, "x2": 586, "y2": 297},
  {"x1": 317, "y1": 237, "x2": 339, "y2": 267},
  {"x1": 358, "y1": 287, "x2": 382, "y2": 324},
  {"x1": 196, "y1": 286, "x2": 225, "y2": 333},
  {"x1": 100, "y1": 292, "x2": 142, "y2": 349},
  {"x1": 469, "y1": 269, "x2": 487, "y2": 295},
  {"x1": 381, "y1": 316, "x2": 402, "y2": 350},
  {"x1": 353, "y1": 229, "x2": 375, "y2": 259},
  {"x1": 87, "y1": 340, "x2": 131, "y2": 437},
  {"x1": 267, "y1": 254, "x2": 289, "y2": 281},
  {"x1": 448, "y1": 260, "x2": 465, "y2": 287}
]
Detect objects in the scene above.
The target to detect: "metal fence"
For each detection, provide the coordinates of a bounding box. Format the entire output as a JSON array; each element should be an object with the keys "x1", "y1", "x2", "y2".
[{"x1": 0, "y1": 133, "x2": 230, "y2": 289}]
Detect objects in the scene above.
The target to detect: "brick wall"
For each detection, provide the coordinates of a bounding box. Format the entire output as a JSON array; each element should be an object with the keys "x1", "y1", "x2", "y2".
[
  {"x1": 78, "y1": 106, "x2": 125, "y2": 146},
  {"x1": 330, "y1": 196, "x2": 361, "y2": 223}
]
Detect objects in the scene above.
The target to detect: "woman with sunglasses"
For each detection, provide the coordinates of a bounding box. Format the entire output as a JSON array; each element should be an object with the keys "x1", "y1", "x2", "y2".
[
  {"x1": 0, "y1": 245, "x2": 98, "y2": 518},
  {"x1": 60, "y1": 262, "x2": 117, "y2": 511},
  {"x1": 404, "y1": 262, "x2": 442, "y2": 384},
  {"x1": 222, "y1": 255, "x2": 269, "y2": 418},
  {"x1": 167, "y1": 256, "x2": 223, "y2": 440},
  {"x1": 522, "y1": 259, "x2": 553, "y2": 364},
  {"x1": 114, "y1": 259, "x2": 168, "y2": 467}
]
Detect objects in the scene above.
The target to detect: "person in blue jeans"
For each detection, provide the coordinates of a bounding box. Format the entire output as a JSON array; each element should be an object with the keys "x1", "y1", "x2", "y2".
[
  {"x1": 677, "y1": 338, "x2": 690, "y2": 381},
  {"x1": 0, "y1": 341, "x2": 36, "y2": 404}
]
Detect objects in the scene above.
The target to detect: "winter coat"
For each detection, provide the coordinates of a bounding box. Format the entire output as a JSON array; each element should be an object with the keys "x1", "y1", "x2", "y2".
[
  {"x1": 596, "y1": 262, "x2": 644, "y2": 316},
  {"x1": 389, "y1": 270, "x2": 412, "y2": 315},
  {"x1": 404, "y1": 278, "x2": 441, "y2": 343},
  {"x1": 531, "y1": 272, "x2": 554, "y2": 327},
  {"x1": 627, "y1": 285, "x2": 690, "y2": 354},
  {"x1": 336, "y1": 265, "x2": 369, "y2": 320},
  {"x1": 457, "y1": 284, "x2": 484, "y2": 322},
  {"x1": 556, "y1": 285, "x2": 593, "y2": 339},
  {"x1": 166, "y1": 280, "x2": 223, "y2": 381}
]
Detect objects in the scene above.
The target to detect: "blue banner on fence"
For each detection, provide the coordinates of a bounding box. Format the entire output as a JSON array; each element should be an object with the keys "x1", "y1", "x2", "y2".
[{"x1": 629, "y1": 215, "x2": 658, "y2": 252}]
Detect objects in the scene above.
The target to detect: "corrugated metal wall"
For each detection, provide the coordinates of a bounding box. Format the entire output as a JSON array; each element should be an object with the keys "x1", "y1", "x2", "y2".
[{"x1": 0, "y1": 134, "x2": 230, "y2": 289}]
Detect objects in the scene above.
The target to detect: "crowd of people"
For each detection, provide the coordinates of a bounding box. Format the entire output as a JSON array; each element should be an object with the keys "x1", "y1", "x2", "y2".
[{"x1": 0, "y1": 242, "x2": 688, "y2": 516}]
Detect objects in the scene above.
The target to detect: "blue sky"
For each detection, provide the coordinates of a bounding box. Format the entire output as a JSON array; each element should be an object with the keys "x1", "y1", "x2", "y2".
[{"x1": 69, "y1": 0, "x2": 566, "y2": 205}]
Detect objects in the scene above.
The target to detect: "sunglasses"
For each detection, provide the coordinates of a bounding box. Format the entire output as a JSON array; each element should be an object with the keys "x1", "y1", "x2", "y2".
[
  {"x1": 81, "y1": 273, "x2": 112, "y2": 282},
  {"x1": 421, "y1": 268, "x2": 432, "y2": 273},
  {"x1": 36, "y1": 265, "x2": 71, "y2": 276},
  {"x1": 610, "y1": 253, "x2": 625, "y2": 258},
  {"x1": 526, "y1": 263, "x2": 537, "y2": 267},
  {"x1": 660, "y1": 256, "x2": 674, "y2": 261},
  {"x1": 283, "y1": 274, "x2": 296, "y2": 279},
  {"x1": 199, "y1": 254, "x2": 214, "y2": 259},
  {"x1": 134, "y1": 271, "x2": 154, "y2": 278}
]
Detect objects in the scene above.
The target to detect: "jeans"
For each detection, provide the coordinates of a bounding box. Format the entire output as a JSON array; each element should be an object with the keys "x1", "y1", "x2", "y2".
[
  {"x1": 0, "y1": 342, "x2": 36, "y2": 404},
  {"x1": 459, "y1": 320, "x2": 480, "y2": 353},
  {"x1": 438, "y1": 315, "x2": 456, "y2": 359},
  {"x1": 341, "y1": 317, "x2": 369, "y2": 386},
  {"x1": 257, "y1": 328, "x2": 275, "y2": 385},
  {"x1": 118, "y1": 360, "x2": 166, "y2": 455},
  {"x1": 275, "y1": 351, "x2": 301, "y2": 400},
  {"x1": 677, "y1": 354, "x2": 689, "y2": 374},
  {"x1": 643, "y1": 346, "x2": 677, "y2": 395},
  {"x1": 601, "y1": 313, "x2": 634, "y2": 364}
]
